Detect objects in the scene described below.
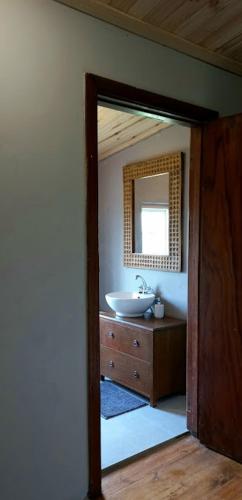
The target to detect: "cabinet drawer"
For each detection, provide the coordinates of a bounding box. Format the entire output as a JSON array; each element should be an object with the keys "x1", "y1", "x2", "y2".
[
  {"x1": 100, "y1": 346, "x2": 151, "y2": 397},
  {"x1": 100, "y1": 318, "x2": 152, "y2": 362}
]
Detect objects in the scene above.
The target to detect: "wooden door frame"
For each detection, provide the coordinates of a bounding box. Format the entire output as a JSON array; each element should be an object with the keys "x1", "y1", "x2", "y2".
[{"x1": 85, "y1": 73, "x2": 218, "y2": 498}]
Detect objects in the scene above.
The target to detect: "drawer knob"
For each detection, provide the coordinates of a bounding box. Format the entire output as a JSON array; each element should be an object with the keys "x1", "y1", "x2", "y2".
[
  {"x1": 108, "y1": 360, "x2": 114, "y2": 368},
  {"x1": 133, "y1": 370, "x2": 139, "y2": 379},
  {"x1": 132, "y1": 339, "x2": 140, "y2": 347},
  {"x1": 107, "y1": 331, "x2": 115, "y2": 338}
]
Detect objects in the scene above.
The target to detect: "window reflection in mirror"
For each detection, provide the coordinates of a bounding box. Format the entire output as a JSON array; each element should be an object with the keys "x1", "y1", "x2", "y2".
[{"x1": 134, "y1": 173, "x2": 169, "y2": 255}]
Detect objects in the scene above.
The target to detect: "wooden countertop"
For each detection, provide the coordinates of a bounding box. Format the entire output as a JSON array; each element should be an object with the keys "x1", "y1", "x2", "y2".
[{"x1": 99, "y1": 310, "x2": 186, "y2": 332}]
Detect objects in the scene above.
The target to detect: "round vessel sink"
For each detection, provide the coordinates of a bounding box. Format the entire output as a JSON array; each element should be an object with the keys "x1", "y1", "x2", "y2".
[{"x1": 105, "y1": 291, "x2": 155, "y2": 318}]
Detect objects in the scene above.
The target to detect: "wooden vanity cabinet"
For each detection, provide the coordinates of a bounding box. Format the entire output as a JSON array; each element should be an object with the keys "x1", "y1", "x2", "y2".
[{"x1": 100, "y1": 312, "x2": 186, "y2": 406}]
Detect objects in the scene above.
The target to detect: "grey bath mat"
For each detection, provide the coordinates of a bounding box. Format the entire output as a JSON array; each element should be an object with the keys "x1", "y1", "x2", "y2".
[{"x1": 101, "y1": 380, "x2": 148, "y2": 419}]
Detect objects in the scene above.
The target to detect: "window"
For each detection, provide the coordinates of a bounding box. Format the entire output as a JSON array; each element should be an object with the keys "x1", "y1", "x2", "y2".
[{"x1": 141, "y1": 205, "x2": 169, "y2": 255}]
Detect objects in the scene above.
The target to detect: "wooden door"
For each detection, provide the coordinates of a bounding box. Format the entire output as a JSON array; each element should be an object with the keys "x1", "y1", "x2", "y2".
[{"x1": 199, "y1": 114, "x2": 242, "y2": 461}]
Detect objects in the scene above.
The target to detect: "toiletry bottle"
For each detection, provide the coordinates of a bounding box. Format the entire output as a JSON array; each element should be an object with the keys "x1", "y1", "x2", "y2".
[{"x1": 154, "y1": 297, "x2": 164, "y2": 319}]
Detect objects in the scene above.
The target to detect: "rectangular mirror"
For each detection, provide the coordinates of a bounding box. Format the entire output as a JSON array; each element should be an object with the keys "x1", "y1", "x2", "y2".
[
  {"x1": 134, "y1": 172, "x2": 169, "y2": 255},
  {"x1": 123, "y1": 152, "x2": 183, "y2": 271}
]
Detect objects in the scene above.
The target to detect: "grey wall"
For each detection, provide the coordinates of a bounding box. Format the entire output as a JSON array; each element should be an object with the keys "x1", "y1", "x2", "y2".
[
  {"x1": 99, "y1": 125, "x2": 190, "y2": 319},
  {"x1": 1, "y1": 0, "x2": 242, "y2": 499}
]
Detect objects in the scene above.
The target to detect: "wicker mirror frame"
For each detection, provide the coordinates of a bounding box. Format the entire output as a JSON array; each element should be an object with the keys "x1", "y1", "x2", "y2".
[{"x1": 123, "y1": 151, "x2": 183, "y2": 272}]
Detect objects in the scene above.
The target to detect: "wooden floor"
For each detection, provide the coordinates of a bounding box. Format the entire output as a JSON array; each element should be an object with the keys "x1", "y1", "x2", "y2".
[{"x1": 100, "y1": 436, "x2": 242, "y2": 499}]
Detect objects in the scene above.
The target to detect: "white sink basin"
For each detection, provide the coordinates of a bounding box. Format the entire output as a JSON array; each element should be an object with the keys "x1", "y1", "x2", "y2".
[{"x1": 105, "y1": 291, "x2": 155, "y2": 318}]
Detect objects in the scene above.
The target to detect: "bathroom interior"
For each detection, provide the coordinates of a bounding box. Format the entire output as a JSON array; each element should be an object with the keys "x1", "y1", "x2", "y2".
[{"x1": 98, "y1": 103, "x2": 190, "y2": 470}]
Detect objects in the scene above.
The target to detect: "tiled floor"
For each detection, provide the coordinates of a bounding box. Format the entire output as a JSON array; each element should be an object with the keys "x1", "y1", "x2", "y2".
[{"x1": 101, "y1": 393, "x2": 187, "y2": 469}]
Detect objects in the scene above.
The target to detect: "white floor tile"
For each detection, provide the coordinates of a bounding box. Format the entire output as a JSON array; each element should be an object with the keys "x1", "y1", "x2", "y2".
[{"x1": 101, "y1": 394, "x2": 187, "y2": 469}]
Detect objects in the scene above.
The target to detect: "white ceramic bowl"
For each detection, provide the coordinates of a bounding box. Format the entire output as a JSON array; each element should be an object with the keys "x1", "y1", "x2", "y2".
[{"x1": 105, "y1": 291, "x2": 155, "y2": 318}]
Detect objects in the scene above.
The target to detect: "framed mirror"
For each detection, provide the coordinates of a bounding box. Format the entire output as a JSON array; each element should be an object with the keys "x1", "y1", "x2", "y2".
[{"x1": 123, "y1": 152, "x2": 183, "y2": 271}]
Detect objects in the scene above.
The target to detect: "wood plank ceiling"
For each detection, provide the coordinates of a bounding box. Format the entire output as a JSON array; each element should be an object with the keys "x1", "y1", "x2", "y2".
[
  {"x1": 56, "y1": 0, "x2": 242, "y2": 76},
  {"x1": 98, "y1": 106, "x2": 170, "y2": 160}
]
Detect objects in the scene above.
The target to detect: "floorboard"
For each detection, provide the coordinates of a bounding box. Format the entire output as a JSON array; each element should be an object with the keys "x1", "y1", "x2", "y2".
[{"x1": 100, "y1": 436, "x2": 242, "y2": 499}]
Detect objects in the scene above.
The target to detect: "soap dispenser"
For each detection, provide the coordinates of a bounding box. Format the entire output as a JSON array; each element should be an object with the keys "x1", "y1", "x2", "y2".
[{"x1": 154, "y1": 297, "x2": 164, "y2": 319}]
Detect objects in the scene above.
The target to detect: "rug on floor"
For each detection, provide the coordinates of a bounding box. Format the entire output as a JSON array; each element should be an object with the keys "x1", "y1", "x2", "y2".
[{"x1": 101, "y1": 380, "x2": 148, "y2": 419}]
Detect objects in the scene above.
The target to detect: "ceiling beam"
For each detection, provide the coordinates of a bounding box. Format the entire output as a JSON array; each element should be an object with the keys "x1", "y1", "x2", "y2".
[{"x1": 55, "y1": 0, "x2": 242, "y2": 77}]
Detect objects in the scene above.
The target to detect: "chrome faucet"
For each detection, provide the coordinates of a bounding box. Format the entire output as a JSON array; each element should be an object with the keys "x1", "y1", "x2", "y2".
[{"x1": 135, "y1": 274, "x2": 151, "y2": 294}]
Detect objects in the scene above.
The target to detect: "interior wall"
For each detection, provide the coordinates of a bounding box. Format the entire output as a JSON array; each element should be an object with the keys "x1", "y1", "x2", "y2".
[
  {"x1": 99, "y1": 125, "x2": 190, "y2": 319},
  {"x1": 1, "y1": 0, "x2": 242, "y2": 499}
]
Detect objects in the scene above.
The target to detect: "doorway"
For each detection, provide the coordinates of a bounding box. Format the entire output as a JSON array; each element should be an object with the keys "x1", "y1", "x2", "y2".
[
  {"x1": 85, "y1": 74, "x2": 218, "y2": 498},
  {"x1": 98, "y1": 104, "x2": 189, "y2": 469}
]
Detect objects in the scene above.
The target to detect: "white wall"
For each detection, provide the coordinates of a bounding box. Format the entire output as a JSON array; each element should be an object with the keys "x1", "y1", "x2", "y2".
[
  {"x1": 99, "y1": 125, "x2": 190, "y2": 319},
  {"x1": 1, "y1": 0, "x2": 242, "y2": 499}
]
